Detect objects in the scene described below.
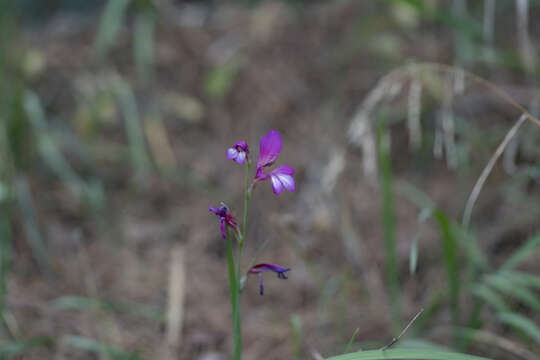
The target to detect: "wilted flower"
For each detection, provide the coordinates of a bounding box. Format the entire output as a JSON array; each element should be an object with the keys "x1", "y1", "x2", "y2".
[
  {"x1": 254, "y1": 130, "x2": 295, "y2": 194},
  {"x1": 209, "y1": 204, "x2": 239, "y2": 239},
  {"x1": 248, "y1": 263, "x2": 290, "y2": 295},
  {"x1": 227, "y1": 141, "x2": 249, "y2": 165}
]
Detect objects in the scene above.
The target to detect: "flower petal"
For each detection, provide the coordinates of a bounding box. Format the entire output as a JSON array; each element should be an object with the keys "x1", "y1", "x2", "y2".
[
  {"x1": 270, "y1": 175, "x2": 283, "y2": 194},
  {"x1": 257, "y1": 130, "x2": 282, "y2": 169},
  {"x1": 234, "y1": 141, "x2": 249, "y2": 152},
  {"x1": 235, "y1": 151, "x2": 246, "y2": 165},
  {"x1": 220, "y1": 219, "x2": 226, "y2": 239},
  {"x1": 277, "y1": 174, "x2": 295, "y2": 192},
  {"x1": 227, "y1": 148, "x2": 238, "y2": 160},
  {"x1": 249, "y1": 263, "x2": 290, "y2": 274},
  {"x1": 209, "y1": 206, "x2": 218, "y2": 214},
  {"x1": 272, "y1": 164, "x2": 294, "y2": 175}
]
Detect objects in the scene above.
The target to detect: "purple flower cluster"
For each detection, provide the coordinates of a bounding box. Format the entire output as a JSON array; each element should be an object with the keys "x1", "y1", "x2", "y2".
[{"x1": 210, "y1": 130, "x2": 295, "y2": 295}]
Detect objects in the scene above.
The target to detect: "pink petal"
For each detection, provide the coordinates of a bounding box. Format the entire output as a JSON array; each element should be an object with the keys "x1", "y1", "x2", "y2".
[
  {"x1": 277, "y1": 174, "x2": 295, "y2": 192},
  {"x1": 272, "y1": 164, "x2": 294, "y2": 176},
  {"x1": 235, "y1": 151, "x2": 246, "y2": 164},
  {"x1": 270, "y1": 175, "x2": 283, "y2": 194},
  {"x1": 257, "y1": 130, "x2": 282, "y2": 169}
]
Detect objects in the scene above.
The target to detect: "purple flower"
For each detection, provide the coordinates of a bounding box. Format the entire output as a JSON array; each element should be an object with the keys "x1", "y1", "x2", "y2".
[
  {"x1": 254, "y1": 130, "x2": 295, "y2": 194},
  {"x1": 248, "y1": 263, "x2": 291, "y2": 295},
  {"x1": 209, "y1": 205, "x2": 239, "y2": 239},
  {"x1": 227, "y1": 141, "x2": 249, "y2": 165}
]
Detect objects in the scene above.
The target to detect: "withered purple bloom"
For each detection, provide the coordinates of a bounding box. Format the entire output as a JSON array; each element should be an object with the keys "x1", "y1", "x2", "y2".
[
  {"x1": 254, "y1": 130, "x2": 295, "y2": 194},
  {"x1": 248, "y1": 263, "x2": 291, "y2": 295},
  {"x1": 227, "y1": 141, "x2": 249, "y2": 165},
  {"x1": 209, "y1": 205, "x2": 239, "y2": 239}
]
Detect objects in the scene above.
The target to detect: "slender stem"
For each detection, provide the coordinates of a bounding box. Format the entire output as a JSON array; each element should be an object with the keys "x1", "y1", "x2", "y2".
[
  {"x1": 241, "y1": 160, "x2": 251, "y2": 245},
  {"x1": 225, "y1": 228, "x2": 240, "y2": 360},
  {"x1": 232, "y1": 160, "x2": 251, "y2": 360}
]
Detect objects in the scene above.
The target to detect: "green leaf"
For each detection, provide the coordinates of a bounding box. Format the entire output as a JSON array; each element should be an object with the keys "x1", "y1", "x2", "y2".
[
  {"x1": 376, "y1": 119, "x2": 400, "y2": 327},
  {"x1": 63, "y1": 335, "x2": 140, "y2": 360},
  {"x1": 470, "y1": 285, "x2": 508, "y2": 313},
  {"x1": 409, "y1": 235, "x2": 418, "y2": 275},
  {"x1": 325, "y1": 348, "x2": 492, "y2": 360},
  {"x1": 0, "y1": 337, "x2": 54, "y2": 358},
  {"x1": 499, "y1": 271, "x2": 540, "y2": 290},
  {"x1": 433, "y1": 210, "x2": 459, "y2": 327},
  {"x1": 484, "y1": 274, "x2": 540, "y2": 312},
  {"x1": 500, "y1": 231, "x2": 540, "y2": 271},
  {"x1": 134, "y1": 9, "x2": 156, "y2": 84},
  {"x1": 94, "y1": 0, "x2": 133, "y2": 59},
  {"x1": 497, "y1": 313, "x2": 540, "y2": 344},
  {"x1": 344, "y1": 328, "x2": 360, "y2": 354},
  {"x1": 111, "y1": 76, "x2": 151, "y2": 174}
]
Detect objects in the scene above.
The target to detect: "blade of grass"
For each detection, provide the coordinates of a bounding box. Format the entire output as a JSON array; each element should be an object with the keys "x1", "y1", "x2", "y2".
[
  {"x1": 344, "y1": 328, "x2": 360, "y2": 354},
  {"x1": 0, "y1": 204, "x2": 12, "y2": 332},
  {"x1": 500, "y1": 231, "x2": 540, "y2": 271},
  {"x1": 433, "y1": 210, "x2": 460, "y2": 330},
  {"x1": 325, "y1": 348, "x2": 493, "y2": 360},
  {"x1": 497, "y1": 312, "x2": 540, "y2": 344},
  {"x1": 470, "y1": 284, "x2": 508, "y2": 313},
  {"x1": 499, "y1": 271, "x2": 540, "y2": 290},
  {"x1": 376, "y1": 118, "x2": 401, "y2": 328},
  {"x1": 14, "y1": 176, "x2": 48, "y2": 272},
  {"x1": 63, "y1": 335, "x2": 140, "y2": 360},
  {"x1": 111, "y1": 76, "x2": 151, "y2": 174},
  {"x1": 409, "y1": 234, "x2": 418, "y2": 275},
  {"x1": 0, "y1": 337, "x2": 54, "y2": 358},
  {"x1": 23, "y1": 91, "x2": 83, "y2": 194},
  {"x1": 290, "y1": 314, "x2": 303, "y2": 360},
  {"x1": 454, "y1": 327, "x2": 538, "y2": 360},
  {"x1": 484, "y1": 274, "x2": 540, "y2": 312},
  {"x1": 134, "y1": 8, "x2": 156, "y2": 84},
  {"x1": 94, "y1": 0, "x2": 132, "y2": 60}
]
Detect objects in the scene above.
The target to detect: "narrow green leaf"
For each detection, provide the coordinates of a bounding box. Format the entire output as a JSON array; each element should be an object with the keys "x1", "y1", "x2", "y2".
[
  {"x1": 499, "y1": 270, "x2": 540, "y2": 290},
  {"x1": 485, "y1": 274, "x2": 540, "y2": 312},
  {"x1": 14, "y1": 176, "x2": 48, "y2": 271},
  {"x1": 290, "y1": 314, "x2": 303, "y2": 359},
  {"x1": 134, "y1": 10, "x2": 156, "y2": 84},
  {"x1": 433, "y1": 210, "x2": 459, "y2": 327},
  {"x1": 325, "y1": 348, "x2": 492, "y2": 360},
  {"x1": 376, "y1": 119, "x2": 400, "y2": 327},
  {"x1": 0, "y1": 337, "x2": 54, "y2": 358},
  {"x1": 470, "y1": 285, "x2": 508, "y2": 313},
  {"x1": 500, "y1": 231, "x2": 540, "y2": 271},
  {"x1": 0, "y1": 205, "x2": 12, "y2": 331},
  {"x1": 344, "y1": 328, "x2": 360, "y2": 354},
  {"x1": 112, "y1": 76, "x2": 151, "y2": 174},
  {"x1": 63, "y1": 335, "x2": 140, "y2": 360},
  {"x1": 497, "y1": 313, "x2": 540, "y2": 344},
  {"x1": 409, "y1": 235, "x2": 418, "y2": 275},
  {"x1": 94, "y1": 0, "x2": 132, "y2": 59}
]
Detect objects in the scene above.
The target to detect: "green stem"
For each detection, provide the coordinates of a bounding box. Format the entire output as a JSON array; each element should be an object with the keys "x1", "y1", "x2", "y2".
[
  {"x1": 231, "y1": 160, "x2": 251, "y2": 360},
  {"x1": 376, "y1": 119, "x2": 401, "y2": 330},
  {"x1": 225, "y1": 228, "x2": 240, "y2": 360}
]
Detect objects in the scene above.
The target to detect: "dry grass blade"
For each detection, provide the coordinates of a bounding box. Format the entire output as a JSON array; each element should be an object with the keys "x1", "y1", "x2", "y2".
[
  {"x1": 164, "y1": 244, "x2": 186, "y2": 357},
  {"x1": 462, "y1": 113, "x2": 527, "y2": 228}
]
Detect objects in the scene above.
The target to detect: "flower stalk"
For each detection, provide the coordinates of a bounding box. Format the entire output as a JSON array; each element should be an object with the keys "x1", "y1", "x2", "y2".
[{"x1": 210, "y1": 130, "x2": 295, "y2": 360}]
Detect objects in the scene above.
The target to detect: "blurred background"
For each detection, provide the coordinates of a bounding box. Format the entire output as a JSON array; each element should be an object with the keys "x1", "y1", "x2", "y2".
[{"x1": 1, "y1": 0, "x2": 540, "y2": 359}]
